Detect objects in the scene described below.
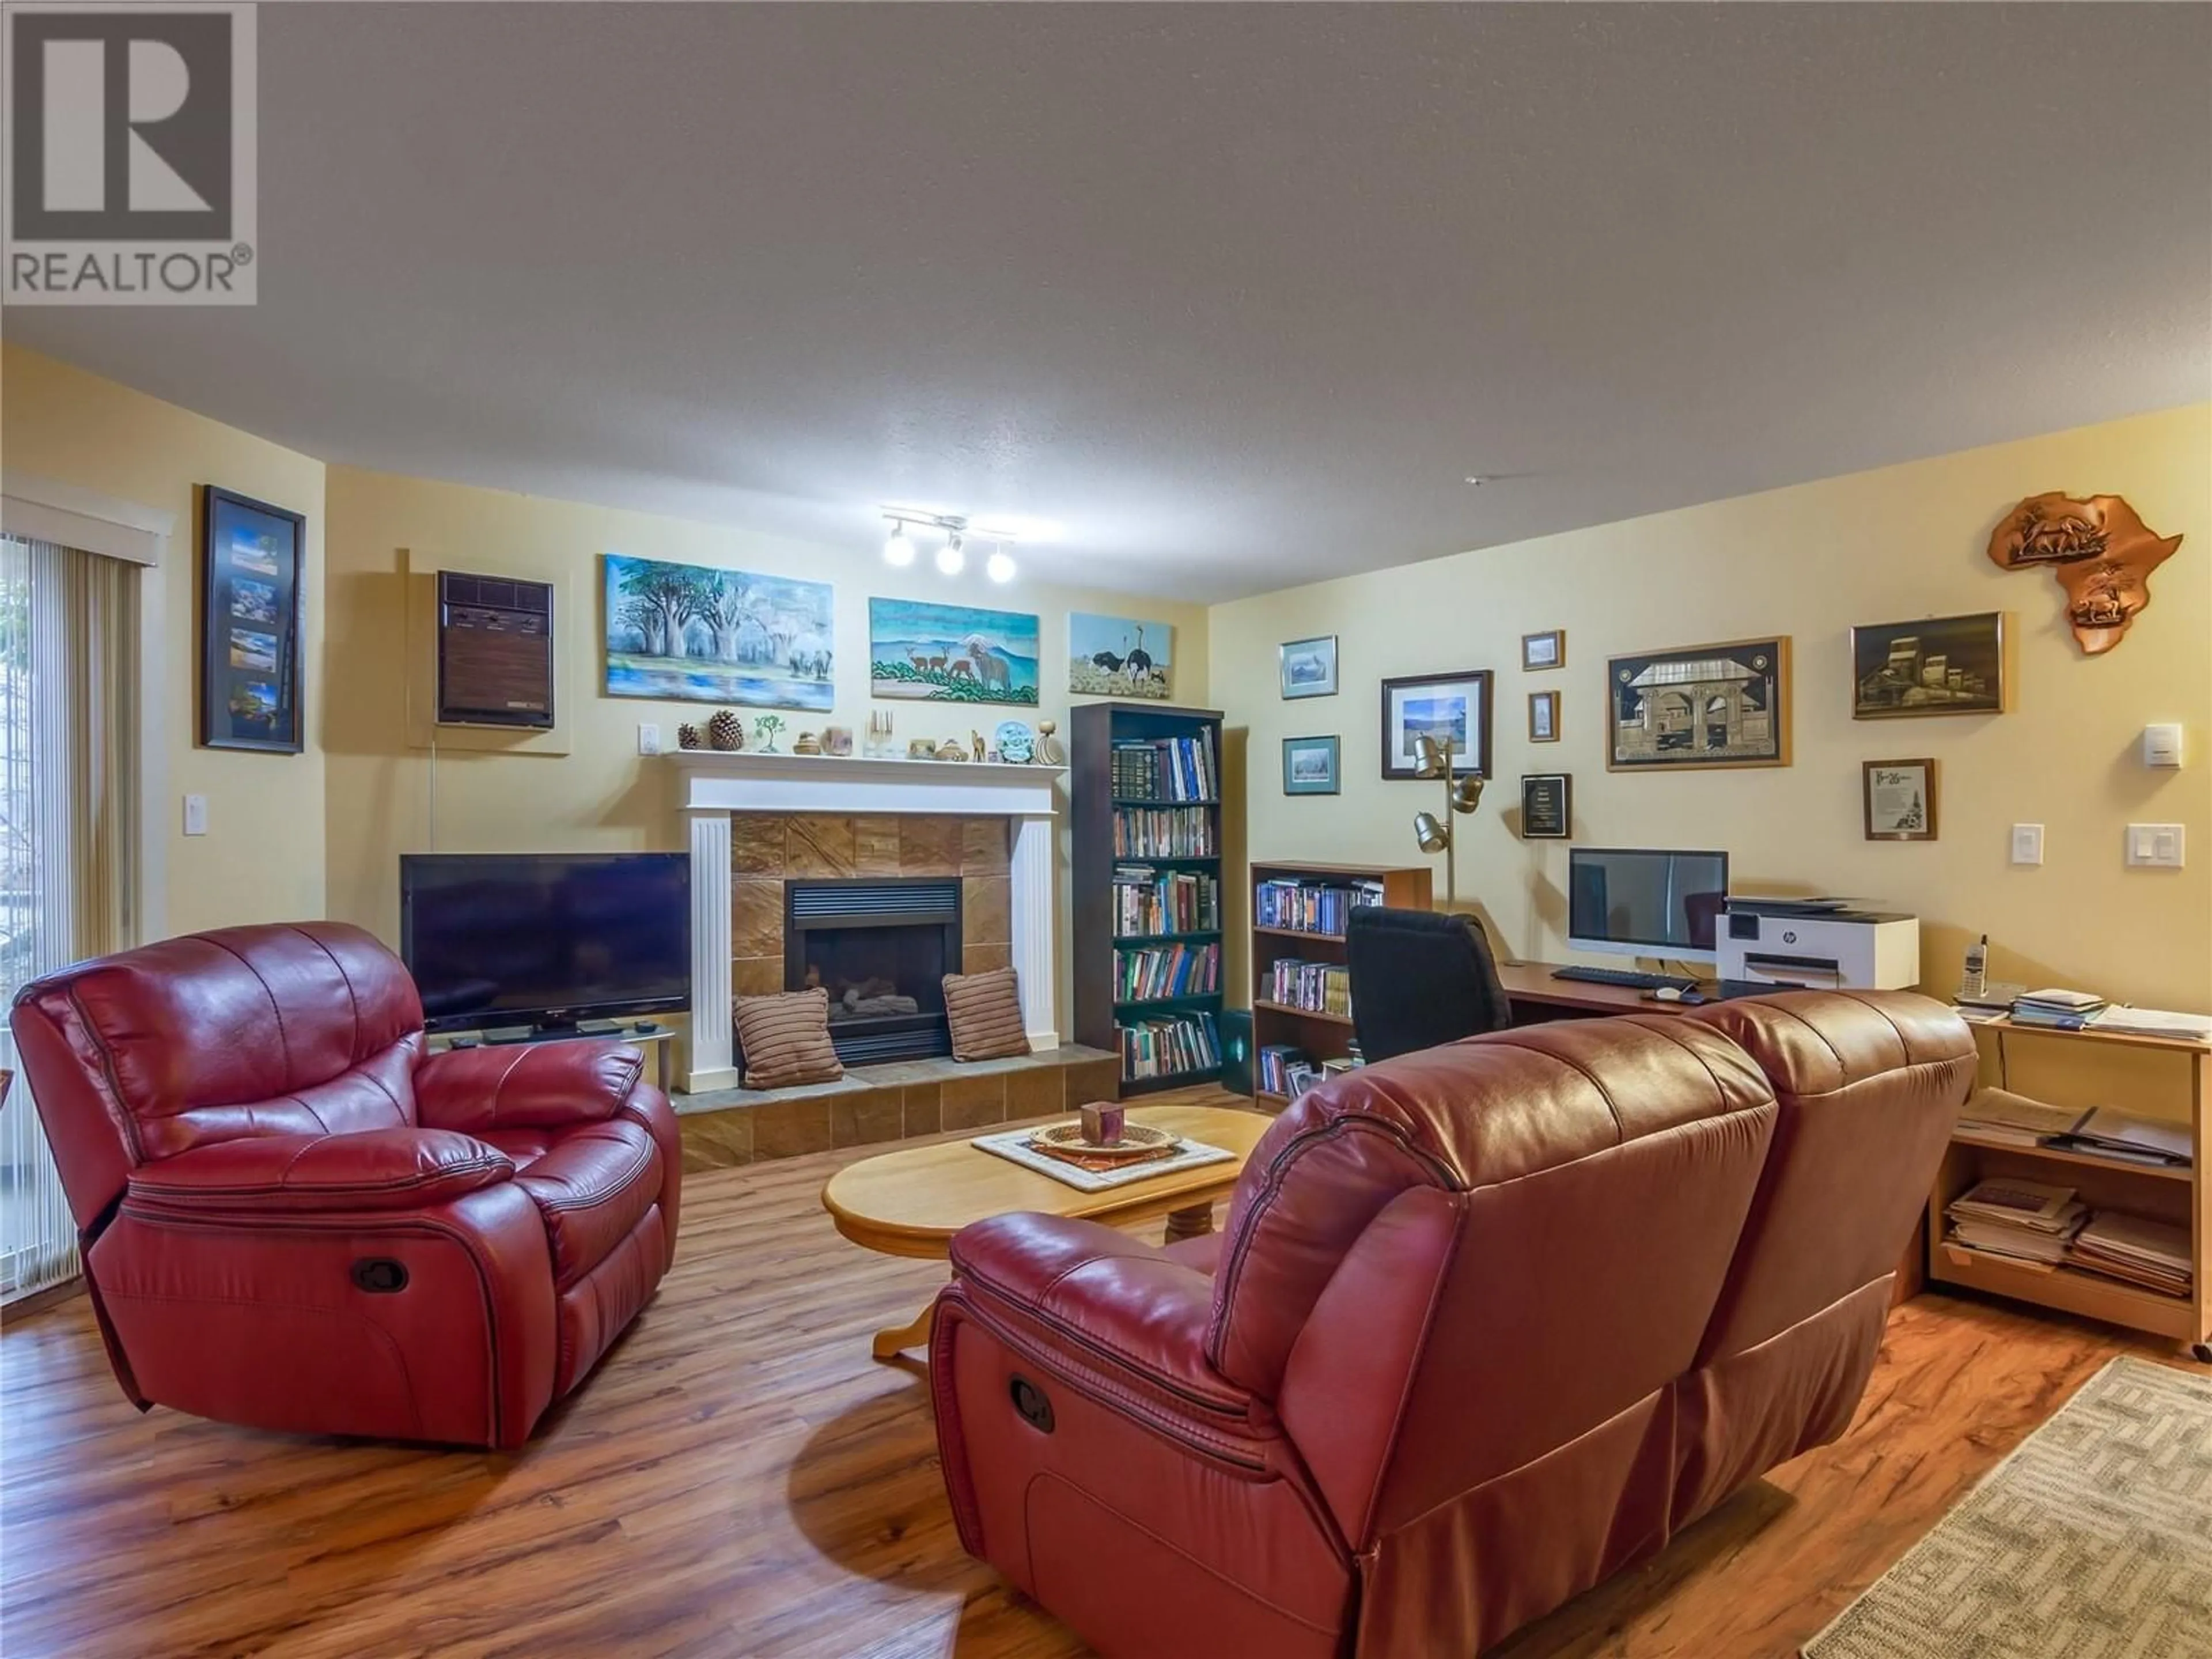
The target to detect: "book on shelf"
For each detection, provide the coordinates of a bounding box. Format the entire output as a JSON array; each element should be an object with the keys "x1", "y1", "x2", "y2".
[
  {"x1": 1119, "y1": 1010, "x2": 1221, "y2": 1082},
  {"x1": 1112, "y1": 866, "x2": 1221, "y2": 935},
  {"x1": 1257, "y1": 1043, "x2": 1309, "y2": 1096},
  {"x1": 1264, "y1": 957, "x2": 1351, "y2": 1018},
  {"x1": 1113, "y1": 941, "x2": 1222, "y2": 1001},
  {"x1": 1255, "y1": 876, "x2": 1386, "y2": 935},
  {"x1": 1112, "y1": 806, "x2": 1217, "y2": 858},
  {"x1": 1110, "y1": 731, "x2": 1218, "y2": 804}
]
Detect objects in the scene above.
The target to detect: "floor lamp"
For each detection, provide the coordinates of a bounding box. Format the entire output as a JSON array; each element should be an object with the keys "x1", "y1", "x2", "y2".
[{"x1": 1410, "y1": 733, "x2": 1484, "y2": 908}]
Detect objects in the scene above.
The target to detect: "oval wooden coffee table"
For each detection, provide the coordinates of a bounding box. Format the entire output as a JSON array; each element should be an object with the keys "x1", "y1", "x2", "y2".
[{"x1": 822, "y1": 1103, "x2": 1271, "y2": 1359}]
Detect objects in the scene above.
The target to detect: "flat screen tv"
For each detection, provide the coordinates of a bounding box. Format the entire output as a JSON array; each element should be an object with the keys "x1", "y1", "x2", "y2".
[{"x1": 400, "y1": 852, "x2": 691, "y2": 1032}]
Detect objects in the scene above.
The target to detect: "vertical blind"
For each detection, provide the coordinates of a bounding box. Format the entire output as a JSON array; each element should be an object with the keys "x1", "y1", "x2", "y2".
[{"x1": 0, "y1": 534, "x2": 141, "y2": 1302}]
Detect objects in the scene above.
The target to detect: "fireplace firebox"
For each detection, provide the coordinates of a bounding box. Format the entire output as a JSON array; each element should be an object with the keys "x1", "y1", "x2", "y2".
[{"x1": 784, "y1": 878, "x2": 963, "y2": 1064}]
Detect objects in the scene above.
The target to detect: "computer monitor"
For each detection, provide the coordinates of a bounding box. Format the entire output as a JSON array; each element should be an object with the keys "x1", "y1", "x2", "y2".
[{"x1": 1566, "y1": 847, "x2": 1730, "y2": 963}]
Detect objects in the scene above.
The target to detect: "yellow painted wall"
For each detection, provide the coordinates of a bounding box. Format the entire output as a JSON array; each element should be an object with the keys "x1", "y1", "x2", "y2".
[
  {"x1": 1, "y1": 344, "x2": 328, "y2": 934},
  {"x1": 1210, "y1": 405, "x2": 2212, "y2": 1018},
  {"x1": 321, "y1": 464, "x2": 1211, "y2": 1039}
]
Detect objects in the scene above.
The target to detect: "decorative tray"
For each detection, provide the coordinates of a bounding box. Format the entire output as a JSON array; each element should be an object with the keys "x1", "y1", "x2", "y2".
[{"x1": 1029, "y1": 1121, "x2": 1180, "y2": 1161}]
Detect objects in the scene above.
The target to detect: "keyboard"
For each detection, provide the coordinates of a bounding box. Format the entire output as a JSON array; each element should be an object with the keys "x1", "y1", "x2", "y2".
[{"x1": 1550, "y1": 965, "x2": 1701, "y2": 992}]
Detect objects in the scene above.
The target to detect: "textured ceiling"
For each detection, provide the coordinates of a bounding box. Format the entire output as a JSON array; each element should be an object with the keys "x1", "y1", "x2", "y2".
[{"x1": 12, "y1": 3, "x2": 2209, "y2": 601}]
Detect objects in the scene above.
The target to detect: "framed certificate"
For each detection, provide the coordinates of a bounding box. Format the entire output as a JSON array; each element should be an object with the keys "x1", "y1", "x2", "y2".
[{"x1": 1520, "y1": 773, "x2": 1571, "y2": 839}]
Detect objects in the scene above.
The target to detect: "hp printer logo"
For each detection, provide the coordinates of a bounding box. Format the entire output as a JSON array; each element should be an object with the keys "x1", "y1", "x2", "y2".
[
  {"x1": 4, "y1": 3, "x2": 257, "y2": 303},
  {"x1": 1782, "y1": 930, "x2": 1798, "y2": 945}
]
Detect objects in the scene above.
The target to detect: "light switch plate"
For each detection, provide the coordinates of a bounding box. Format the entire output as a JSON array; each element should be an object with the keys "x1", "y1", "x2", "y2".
[
  {"x1": 637, "y1": 722, "x2": 662, "y2": 756},
  {"x1": 2010, "y1": 823, "x2": 2043, "y2": 866},
  {"x1": 2126, "y1": 823, "x2": 2186, "y2": 868},
  {"x1": 183, "y1": 794, "x2": 209, "y2": 836}
]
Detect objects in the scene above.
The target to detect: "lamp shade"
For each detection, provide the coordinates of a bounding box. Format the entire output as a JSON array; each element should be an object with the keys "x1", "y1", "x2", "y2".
[{"x1": 1413, "y1": 810, "x2": 1449, "y2": 854}]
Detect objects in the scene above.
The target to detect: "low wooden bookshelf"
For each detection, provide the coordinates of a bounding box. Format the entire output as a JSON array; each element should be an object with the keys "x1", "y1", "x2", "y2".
[
  {"x1": 1247, "y1": 860, "x2": 1431, "y2": 1109},
  {"x1": 1071, "y1": 703, "x2": 1229, "y2": 1097},
  {"x1": 1926, "y1": 1014, "x2": 2209, "y2": 1359}
]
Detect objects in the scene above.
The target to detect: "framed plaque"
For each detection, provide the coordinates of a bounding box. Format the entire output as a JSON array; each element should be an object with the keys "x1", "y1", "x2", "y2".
[{"x1": 1520, "y1": 773, "x2": 1571, "y2": 839}]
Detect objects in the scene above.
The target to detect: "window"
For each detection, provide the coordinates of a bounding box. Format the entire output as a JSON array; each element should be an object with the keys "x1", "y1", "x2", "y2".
[{"x1": 0, "y1": 535, "x2": 141, "y2": 1302}]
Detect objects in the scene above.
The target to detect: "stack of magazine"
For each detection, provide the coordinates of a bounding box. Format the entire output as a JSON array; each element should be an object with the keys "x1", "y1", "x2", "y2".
[
  {"x1": 1944, "y1": 1178, "x2": 2086, "y2": 1268},
  {"x1": 2069, "y1": 1213, "x2": 2193, "y2": 1299},
  {"x1": 1955, "y1": 1091, "x2": 2193, "y2": 1169},
  {"x1": 2009, "y1": 988, "x2": 2108, "y2": 1030}
]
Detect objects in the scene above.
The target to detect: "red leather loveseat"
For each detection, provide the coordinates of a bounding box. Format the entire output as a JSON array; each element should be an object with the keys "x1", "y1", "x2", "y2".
[
  {"x1": 9, "y1": 921, "x2": 682, "y2": 1448},
  {"x1": 930, "y1": 991, "x2": 1974, "y2": 1656}
]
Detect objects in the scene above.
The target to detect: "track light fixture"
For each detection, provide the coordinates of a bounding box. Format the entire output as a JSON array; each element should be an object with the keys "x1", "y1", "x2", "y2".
[{"x1": 880, "y1": 507, "x2": 1023, "y2": 585}]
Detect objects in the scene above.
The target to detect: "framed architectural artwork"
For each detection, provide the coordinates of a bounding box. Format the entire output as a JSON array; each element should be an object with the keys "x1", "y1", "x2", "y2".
[
  {"x1": 1281, "y1": 734, "x2": 1340, "y2": 796},
  {"x1": 1850, "y1": 612, "x2": 2009, "y2": 719},
  {"x1": 1521, "y1": 629, "x2": 1565, "y2": 672},
  {"x1": 604, "y1": 554, "x2": 835, "y2": 710},
  {"x1": 1279, "y1": 634, "x2": 1338, "y2": 699},
  {"x1": 1607, "y1": 638, "x2": 1791, "y2": 771},
  {"x1": 868, "y1": 599, "x2": 1040, "y2": 705},
  {"x1": 1864, "y1": 758, "x2": 1937, "y2": 841},
  {"x1": 1528, "y1": 690, "x2": 1559, "y2": 743},
  {"x1": 1519, "y1": 774, "x2": 1571, "y2": 838},
  {"x1": 1380, "y1": 669, "x2": 1493, "y2": 781},
  {"x1": 1069, "y1": 612, "x2": 1172, "y2": 699},
  {"x1": 199, "y1": 486, "x2": 307, "y2": 753}
]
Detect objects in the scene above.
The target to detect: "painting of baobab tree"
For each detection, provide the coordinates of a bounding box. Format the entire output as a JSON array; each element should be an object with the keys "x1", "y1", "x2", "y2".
[
  {"x1": 603, "y1": 554, "x2": 835, "y2": 710},
  {"x1": 868, "y1": 598, "x2": 1040, "y2": 706},
  {"x1": 1069, "y1": 613, "x2": 1173, "y2": 699}
]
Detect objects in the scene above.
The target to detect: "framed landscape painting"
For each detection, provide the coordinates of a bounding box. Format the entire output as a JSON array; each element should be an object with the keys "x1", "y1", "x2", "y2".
[
  {"x1": 200, "y1": 486, "x2": 306, "y2": 753},
  {"x1": 1850, "y1": 612, "x2": 2009, "y2": 719},
  {"x1": 1279, "y1": 634, "x2": 1338, "y2": 699},
  {"x1": 1380, "y1": 669, "x2": 1493, "y2": 781},
  {"x1": 869, "y1": 598, "x2": 1040, "y2": 705},
  {"x1": 1282, "y1": 734, "x2": 1340, "y2": 796},
  {"x1": 1607, "y1": 637, "x2": 1790, "y2": 771},
  {"x1": 604, "y1": 554, "x2": 834, "y2": 710},
  {"x1": 1069, "y1": 612, "x2": 1172, "y2": 699}
]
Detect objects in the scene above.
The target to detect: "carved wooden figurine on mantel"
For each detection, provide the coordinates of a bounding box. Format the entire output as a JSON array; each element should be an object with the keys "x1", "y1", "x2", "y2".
[{"x1": 1986, "y1": 491, "x2": 2183, "y2": 655}]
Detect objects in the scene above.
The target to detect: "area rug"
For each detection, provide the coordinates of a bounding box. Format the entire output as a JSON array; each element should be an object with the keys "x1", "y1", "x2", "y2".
[{"x1": 1804, "y1": 1357, "x2": 2212, "y2": 1659}]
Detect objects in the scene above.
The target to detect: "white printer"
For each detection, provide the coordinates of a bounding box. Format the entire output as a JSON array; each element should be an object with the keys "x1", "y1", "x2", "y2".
[{"x1": 1718, "y1": 899, "x2": 1919, "y2": 991}]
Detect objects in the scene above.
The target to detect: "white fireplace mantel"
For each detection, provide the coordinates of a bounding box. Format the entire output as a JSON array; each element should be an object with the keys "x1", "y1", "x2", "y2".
[{"x1": 670, "y1": 751, "x2": 1066, "y2": 1093}]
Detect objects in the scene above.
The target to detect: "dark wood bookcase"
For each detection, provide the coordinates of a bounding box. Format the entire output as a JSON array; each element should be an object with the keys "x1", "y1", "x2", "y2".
[
  {"x1": 1248, "y1": 859, "x2": 1431, "y2": 1108},
  {"x1": 1071, "y1": 702, "x2": 1228, "y2": 1096}
]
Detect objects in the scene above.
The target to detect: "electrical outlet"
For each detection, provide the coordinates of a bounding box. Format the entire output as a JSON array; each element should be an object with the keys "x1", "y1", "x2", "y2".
[
  {"x1": 2126, "y1": 823, "x2": 2186, "y2": 868},
  {"x1": 2009, "y1": 824, "x2": 2043, "y2": 866},
  {"x1": 183, "y1": 794, "x2": 209, "y2": 836},
  {"x1": 637, "y1": 722, "x2": 663, "y2": 756}
]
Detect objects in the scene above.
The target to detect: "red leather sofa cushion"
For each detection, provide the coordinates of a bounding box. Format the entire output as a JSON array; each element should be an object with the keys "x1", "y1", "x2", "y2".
[{"x1": 122, "y1": 1127, "x2": 513, "y2": 1213}]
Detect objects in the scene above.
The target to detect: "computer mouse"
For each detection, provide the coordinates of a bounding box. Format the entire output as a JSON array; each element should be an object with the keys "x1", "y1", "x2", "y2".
[{"x1": 1653, "y1": 986, "x2": 1684, "y2": 1002}]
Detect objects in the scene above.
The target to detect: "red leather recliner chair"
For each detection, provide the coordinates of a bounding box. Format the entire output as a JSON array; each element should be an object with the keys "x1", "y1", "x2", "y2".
[
  {"x1": 929, "y1": 991, "x2": 1973, "y2": 1656},
  {"x1": 9, "y1": 921, "x2": 683, "y2": 1449}
]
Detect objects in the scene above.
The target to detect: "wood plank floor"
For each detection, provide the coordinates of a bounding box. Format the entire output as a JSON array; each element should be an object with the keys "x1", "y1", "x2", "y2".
[{"x1": 0, "y1": 1088, "x2": 2188, "y2": 1659}]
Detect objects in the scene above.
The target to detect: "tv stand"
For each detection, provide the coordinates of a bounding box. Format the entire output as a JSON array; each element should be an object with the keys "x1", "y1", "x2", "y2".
[{"x1": 431, "y1": 1018, "x2": 677, "y2": 1093}]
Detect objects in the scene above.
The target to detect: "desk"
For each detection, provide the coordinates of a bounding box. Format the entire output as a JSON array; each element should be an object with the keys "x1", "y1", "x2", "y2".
[{"x1": 1497, "y1": 961, "x2": 1703, "y2": 1021}]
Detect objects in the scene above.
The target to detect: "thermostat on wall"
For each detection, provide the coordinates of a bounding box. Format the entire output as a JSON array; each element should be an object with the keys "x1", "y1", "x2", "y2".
[{"x1": 2143, "y1": 724, "x2": 2184, "y2": 768}]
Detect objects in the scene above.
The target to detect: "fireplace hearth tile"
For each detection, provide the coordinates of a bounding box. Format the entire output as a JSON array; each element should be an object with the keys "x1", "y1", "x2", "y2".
[
  {"x1": 1066, "y1": 1056, "x2": 1123, "y2": 1107},
  {"x1": 1005, "y1": 1065, "x2": 1062, "y2": 1123},
  {"x1": 962, "y1": 876, "x2": 1011, "y2": 945},
  {"x1": 787, "y1": 815, "x2": 858, "y2": 878},
  {"x1": 854, "y1": 816, "x2": 902, "y2": 876},
  {"x1": 901, "y1": 1083, "x2": 942, "y2": 1135},
  {"x1": 734, "y1": 957, "x2": 783, "y2": 998},
  {"x1": 680, "y1": 1108, "x2": 752, "y2": 1172},
  {"x1": 831, "y1": 1088, "x2": 905, "y2": 1148},
  {"x1": 941, "y1": 1073, "x2": 1006, "y2": 1132},
  {"x1": 961, "y1": 817, "x2": 1011, "y2": 874},
  {"x1": 752, "y1": 1096, "x2": 834, "y2": 1160},
  {"x1": 733, "y1": 881, "x2": 785, "y2": 960},
  {"x1": 899, "y1": 816, "x2": 963, "y2": 876},
  {"x1": 961, "y1": 942, "x2": 1010, "y2": 978},
  {"x1": 730, "y1": 814, "x2": 786, "y2": 877}
]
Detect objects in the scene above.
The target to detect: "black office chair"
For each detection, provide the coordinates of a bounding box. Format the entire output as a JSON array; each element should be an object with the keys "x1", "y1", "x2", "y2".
[{"x1": 1345, "y1": 906, "x2": 1514, "y2": 1065}]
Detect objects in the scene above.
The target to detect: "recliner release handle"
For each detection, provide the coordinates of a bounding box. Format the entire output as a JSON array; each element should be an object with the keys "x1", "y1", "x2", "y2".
[
  {"x1": 350, "y1": 1257, "x2": 409, "y2": 1294},
  {"x1": 1009, "y1": 1374, "x2": 1054, "y2": 1433}
]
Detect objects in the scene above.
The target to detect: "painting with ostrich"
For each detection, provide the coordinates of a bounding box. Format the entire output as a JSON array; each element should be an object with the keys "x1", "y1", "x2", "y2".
[
  {"x1": 603, "y1": 554, "x2": 835, "y2": 709},
  {"x1": 1069, "y1": 612, "x2": 1173, "y2": 700},
  {"x1": 868, "y1": 599, "x2": 1040, "y2": 706}
]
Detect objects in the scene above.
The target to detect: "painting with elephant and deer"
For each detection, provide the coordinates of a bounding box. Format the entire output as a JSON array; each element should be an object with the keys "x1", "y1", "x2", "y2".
[
  {"x1": 603, "y1": 554, "x2": 835, "y2": 710},
  {"x1": 868, "y1": 598, "x2": 1040, "y2": 706},
  {"x1": 1068, "y1": 612, "x2": 1173, "y2": 700}
]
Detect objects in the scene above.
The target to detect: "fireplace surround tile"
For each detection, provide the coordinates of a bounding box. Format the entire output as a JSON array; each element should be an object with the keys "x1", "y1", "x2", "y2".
[
  {"x1": 733, "y1": 880, "x2": 784, "y2": 960},
  {"x1": 961, "y1": 942, "x2": 1010, "y2": 978},
  {"x1": 961, "y1": 876, "x2": 1012, "y2": 945},
  {"x1": 730, "y1": 814, "x2": 786, "y2": 877},
  {"x1": 734, "y1": 957, "x2": 783, "y2": 998},
  {"x1": 898, "y1": 816, "x2": 963, "y2": 877},
  {"x1": 961, "y1": 817, "x2": 1011, "y2": 874},
  {"x1": 854, "y1": 816, "x2": 903, "y2": 876},
  {"x1": 786, "y1": 815, "x2": 857, "y2": 878}
]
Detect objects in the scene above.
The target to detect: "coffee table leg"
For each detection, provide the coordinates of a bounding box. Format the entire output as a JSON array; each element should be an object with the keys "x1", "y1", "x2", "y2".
[
  {"x1": 873, "y1": 1300, "x2": 937, "y2": 1361},
  {"x1": 1163, "y1": 1203, "x2": 1215, "y2": 1245}
]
